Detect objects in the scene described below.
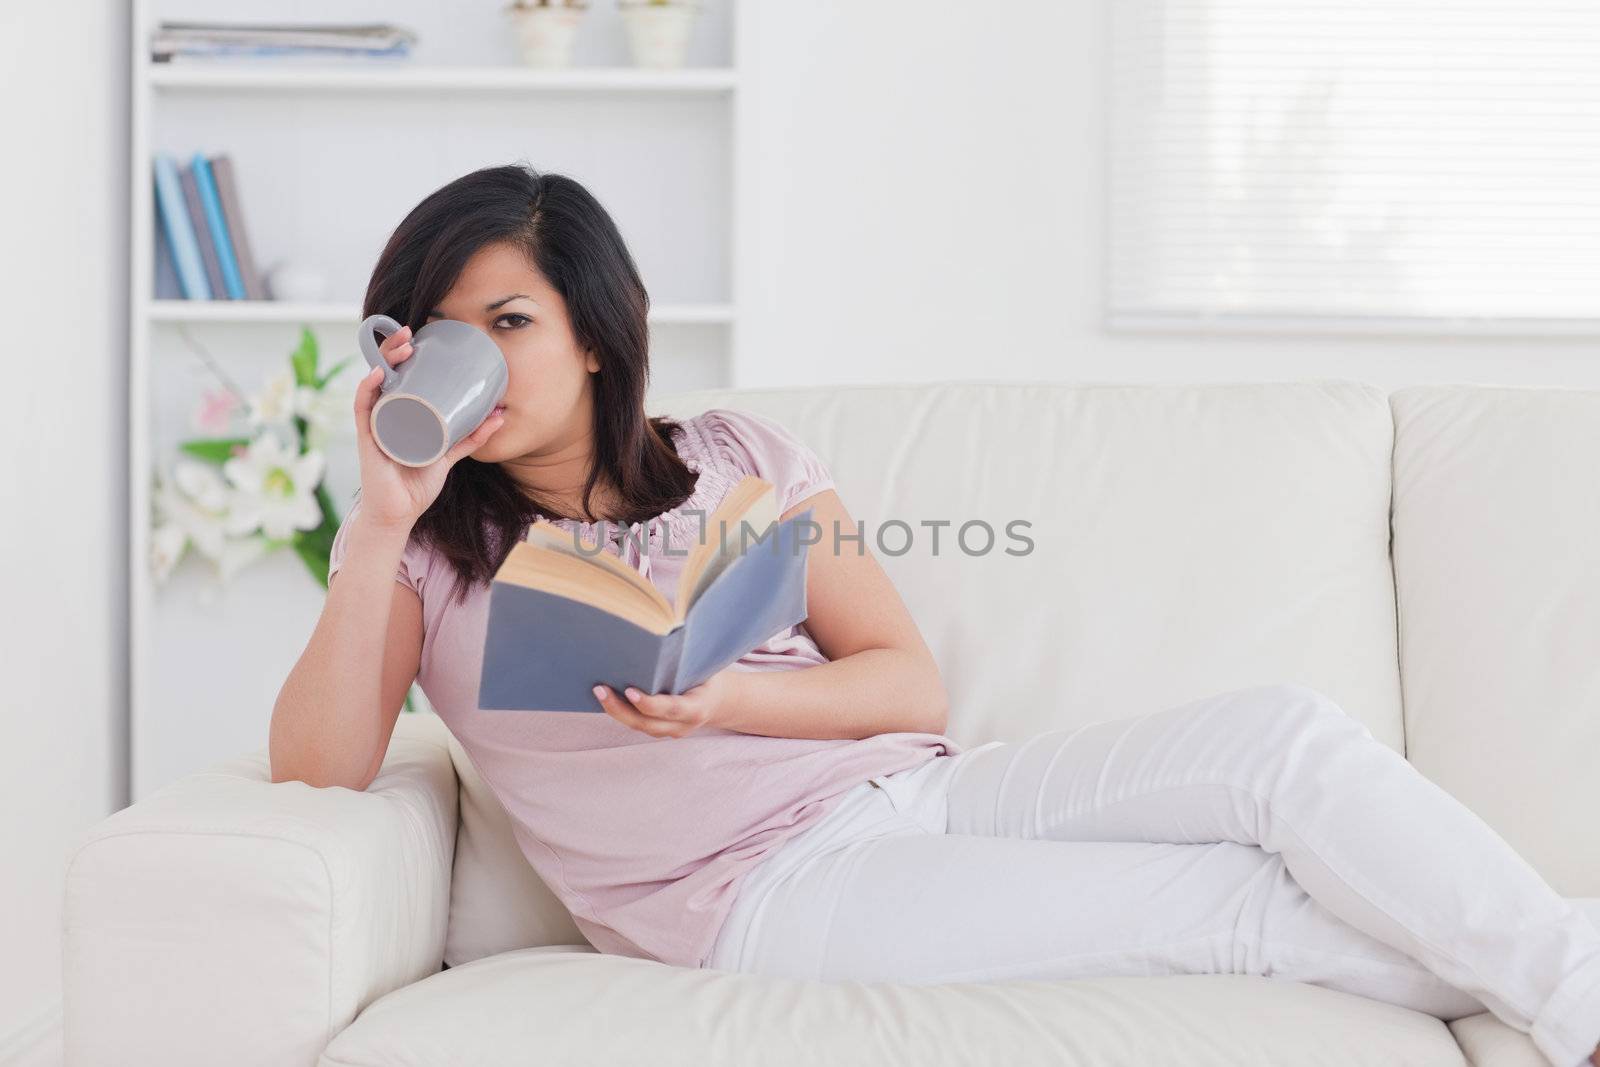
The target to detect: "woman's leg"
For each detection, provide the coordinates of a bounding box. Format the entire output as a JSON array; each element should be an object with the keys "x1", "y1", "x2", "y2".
[
  {"x1": 730, "y1": 825, "x2": 1486, "y2": 1026},
  {"x1": 932, "y1": 682, "x2": 1600, "y2": 1067}
]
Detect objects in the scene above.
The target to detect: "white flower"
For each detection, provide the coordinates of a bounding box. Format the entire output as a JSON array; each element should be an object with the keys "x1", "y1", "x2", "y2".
[
  {"x1": 151, "y1": 460, "x2": 233, "y2": 570},
  {"x1": 223, "y1": 430, "x2": 327, "y2": 541},
  {"x1": 215, "y1": 534, "x2": 271, "y2": 581},
  {"x1": 183, "y1": 535, "x2": 272, "y2": 600},
  {"x1": 247, "y1": 370, "x2": 299, "y2": 428},
  {"x1": 294, "y1": 384, "x2": 347, "y2": 451},
  {"x1": 150, "y1": 521, "x2": 189, "y2": 585},
  {"x1": 174, "y1": 457, "x2": 230, "y2": 510}
]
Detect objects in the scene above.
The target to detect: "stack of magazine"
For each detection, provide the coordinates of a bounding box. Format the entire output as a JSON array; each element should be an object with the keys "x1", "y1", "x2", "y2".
[
  {"x1": 150, "y1": 21, "x2": 416, "y2": 63},
  {"x1": 151, "y1": 153, "x2": 267, "y2": 301}
]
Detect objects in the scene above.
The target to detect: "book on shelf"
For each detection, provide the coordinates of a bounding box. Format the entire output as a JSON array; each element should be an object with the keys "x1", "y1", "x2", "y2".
[
  {"x1": 177, "y1": 163, "x2": 226, "y2": 298},
  {"x1": 151, "y1": 21, "x2": 416, "y2": 63},
  {"x1": 151, "y1": 154, "x2": 210, "y2": 300},
  {"x1": 190, "y1": 154, "x2": 246, "y2": 299},
  {"x1": 151, "y1": 152, "x2": 266, "y2": 301},
  {"x1": 210, "y1": 156, "x2": 267, "y2": 300},
  {"x1": 478, "y1": 475, "x2": 816, "y2": 712},
  {"x1": 152, "y1": 212, "x2": 182, "y2": 300},
  {"x1": 155, "y1": 44, "x2": 415, "y2": 64}
]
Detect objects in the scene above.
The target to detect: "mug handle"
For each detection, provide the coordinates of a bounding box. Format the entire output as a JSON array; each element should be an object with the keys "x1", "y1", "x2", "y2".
[{"x1": 358, "y1": 313, "x2": 403, "y2": 391}]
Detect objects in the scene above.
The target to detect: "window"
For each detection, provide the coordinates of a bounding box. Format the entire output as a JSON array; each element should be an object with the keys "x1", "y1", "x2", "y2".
[{"x1": 1108, "y1": 1, "x2": 1600, "y2": 331}]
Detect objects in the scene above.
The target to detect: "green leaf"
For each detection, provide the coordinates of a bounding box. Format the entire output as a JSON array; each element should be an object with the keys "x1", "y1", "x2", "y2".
[
  {"x1": 291, "y1": 482, "x2": 342, "y2": 589},
  {"x1": 289, "y1": 537, "x2": 329, "y2": 588},
  {"x1": 315, "y1": 355, "x2": 356, "y2": 390},
  {"x1": 179, "y1": 437, "x2": 252, "y2": 464},
  {"x1": 290, "y1": 327, "x2": 319, "y2": 388}
]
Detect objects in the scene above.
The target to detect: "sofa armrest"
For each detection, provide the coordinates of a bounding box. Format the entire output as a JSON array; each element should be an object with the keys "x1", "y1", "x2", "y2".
[{"x1": 62, "y1": 711, "x2": 458, "y2": 1067}]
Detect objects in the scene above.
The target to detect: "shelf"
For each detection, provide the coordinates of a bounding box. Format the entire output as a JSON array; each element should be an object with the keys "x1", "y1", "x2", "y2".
[
  {"x1": 147, "y1": 64, "x2": 737, "y2": 94},
  {"x1": 147, "y1": 299, "x2": 735, "y2": 326},
  {"x1": 129, "y1": 0, "x2": 747, "y2": 800}
]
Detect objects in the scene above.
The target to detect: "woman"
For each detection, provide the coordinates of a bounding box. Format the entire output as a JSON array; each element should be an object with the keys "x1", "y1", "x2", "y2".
[{"x1": 271, "y1": 163, "x2": 1600, "y2": 1067}]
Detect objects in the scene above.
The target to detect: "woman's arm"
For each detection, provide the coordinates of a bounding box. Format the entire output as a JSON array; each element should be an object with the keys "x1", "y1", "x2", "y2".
[
  {"x1": 271, "y1": 323, "x2": 503, "y2": 790},
  {"x1": 270, "y1": 513, "x2": 424, "y2": 790},
  {"x1": 716, "y1": 488, "x2": 949, "y2": 740},
  {"x1": 596, "y1": 488, "x2": 950, "y2": 741}
]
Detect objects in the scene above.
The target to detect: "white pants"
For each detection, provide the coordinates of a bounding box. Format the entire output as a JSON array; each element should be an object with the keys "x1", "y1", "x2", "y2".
[{"x1": 705, "y1": 683, "x2": 1600, "y2": 1067}]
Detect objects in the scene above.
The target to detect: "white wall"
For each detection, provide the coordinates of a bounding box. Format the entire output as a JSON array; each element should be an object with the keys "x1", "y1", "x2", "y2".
[
  {"x1": 735, "y1": 1, "x2": 1600, "y2": 390},
  {"x1": 0, "y1": 0, "x2": 128, "y2": 1060}
]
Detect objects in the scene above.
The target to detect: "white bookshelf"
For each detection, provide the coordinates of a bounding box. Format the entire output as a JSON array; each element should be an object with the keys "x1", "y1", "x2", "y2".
[
  {"x1": 148, "y1": 63, "x2": 739, "y2": 93},
  {"x1": 129, "y1": 0, "x2": 754, "y2": 799}
]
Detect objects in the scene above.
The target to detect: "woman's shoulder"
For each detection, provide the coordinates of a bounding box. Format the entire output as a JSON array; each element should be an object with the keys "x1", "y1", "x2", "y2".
[
  {"x1": 326, "y1": 494, "x2": 437, "y2": 599},
  {"x1": 676, "y1": 406, "x2": 815, "y2": 470},
  {"x1": 676, "y1": 406, "x2": 837, "y2": 515}
]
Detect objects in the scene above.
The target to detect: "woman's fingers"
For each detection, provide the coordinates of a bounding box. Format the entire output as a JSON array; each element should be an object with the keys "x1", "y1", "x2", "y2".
[
  {"x1": 380, "y1": 324, "x2": 414, "y2": 366},
  {"x1": 622, "y1": 687, "x2": 690, "y2": 723},
  {"x1": 354, "y1": 364, "x2": 383, "y2": 448},
  {"x1": 443, "y1": 412, "x2": 504, "y2": 466},
  {"x1": 356, "y1": 324, "x2": 412, "y2": 450},
  {"x1": 593, "y1": 685, "x2": 683, "y2": 738},
  {"x1": 626, "y1": 686, "x2": 714, "y2": 734}
]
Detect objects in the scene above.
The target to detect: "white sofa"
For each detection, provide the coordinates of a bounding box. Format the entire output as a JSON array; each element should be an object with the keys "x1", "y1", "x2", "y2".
[{"x1": 63, "y1": 380, "x2": 1600, "y2": 1066}]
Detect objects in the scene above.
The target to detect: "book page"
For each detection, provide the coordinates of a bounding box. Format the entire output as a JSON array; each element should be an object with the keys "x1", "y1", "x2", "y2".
[
  {"x1": 675, "y1": 506, "x2": 814, "y2": 689},
  {"x1": 674, "y1": 476, "x2": 778, "y2": 615},
  {"x1": 494, "y1": 526, "x2": 675, "y2": 632}
]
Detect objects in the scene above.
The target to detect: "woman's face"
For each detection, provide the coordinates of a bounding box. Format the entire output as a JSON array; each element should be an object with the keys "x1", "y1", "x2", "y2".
[{"x1": 423, "y1": 240, "x2": 601, "y2": 470}]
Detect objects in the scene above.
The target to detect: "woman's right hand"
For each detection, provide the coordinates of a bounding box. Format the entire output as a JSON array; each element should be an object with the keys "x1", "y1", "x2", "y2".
[{"x1": 352, "y1": 323, "x2": 507, "y2": 532}]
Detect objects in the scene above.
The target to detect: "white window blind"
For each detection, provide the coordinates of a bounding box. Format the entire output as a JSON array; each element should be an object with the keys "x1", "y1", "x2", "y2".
[{"x1": 1109, "y1": 1, "x2": 1600, "y2": 329}]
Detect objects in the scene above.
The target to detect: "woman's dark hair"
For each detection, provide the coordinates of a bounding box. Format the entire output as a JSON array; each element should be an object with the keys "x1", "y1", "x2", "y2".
[{"x1": 360, "y1": 162, "x2": 699, "y2": 606}]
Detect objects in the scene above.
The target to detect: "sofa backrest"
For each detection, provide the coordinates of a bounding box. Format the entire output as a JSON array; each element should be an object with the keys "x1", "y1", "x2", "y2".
[
  {"x1": 650, "y1": 380, "x2": 1406, "y2": 744},
  {"x1": 1390, "y1": 385, "x2": 1600, "y2": 897},
  {"x1": 438, "y1": 380, "x2": 1410, "y2": 965}
]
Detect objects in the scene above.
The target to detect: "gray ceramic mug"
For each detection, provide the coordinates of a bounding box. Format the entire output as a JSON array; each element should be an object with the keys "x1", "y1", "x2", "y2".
[{"x1": 358, "y1": 313, "x2": 510, "y2": 467}]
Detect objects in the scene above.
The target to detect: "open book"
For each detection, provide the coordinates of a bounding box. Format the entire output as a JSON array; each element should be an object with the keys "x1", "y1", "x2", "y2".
[{"x1": 477, "y1": 475, "x2": 815, "y2": 712}]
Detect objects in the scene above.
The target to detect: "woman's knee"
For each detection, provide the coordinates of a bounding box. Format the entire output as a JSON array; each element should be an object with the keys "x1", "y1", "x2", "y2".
[
  {"x1": 1272, "y1": 682, "x2": 1348, "y2": 719},
  {"x1": 1225, "y1": 682, "x2": 1368, "y2": 742}
]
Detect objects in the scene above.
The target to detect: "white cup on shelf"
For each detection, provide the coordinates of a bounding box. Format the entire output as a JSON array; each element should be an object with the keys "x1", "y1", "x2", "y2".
[
  {"x1": 620, "y1": 1, "x2": 701, "y2": 69},
  {"x1": 507, "y1": 2, "x2": 587, "y2": 68}
]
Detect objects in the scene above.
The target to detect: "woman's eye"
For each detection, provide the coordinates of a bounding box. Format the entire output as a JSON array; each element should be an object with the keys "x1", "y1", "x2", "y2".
[{"x1": 495, "y1": 313, "x2": 531, "y2": 329}]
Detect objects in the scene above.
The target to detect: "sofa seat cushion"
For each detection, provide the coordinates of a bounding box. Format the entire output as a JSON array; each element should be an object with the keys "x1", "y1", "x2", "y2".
[
  {"x1": 1444, "y1": 900, "x2": 1600, "y2": 1066},
  {"x1": 318, "y1": 946, "x2": 1464, "y2": 1066},
  {"x1": 1448, "y1": 1013, "x2": 1545, "y2": 1067}
]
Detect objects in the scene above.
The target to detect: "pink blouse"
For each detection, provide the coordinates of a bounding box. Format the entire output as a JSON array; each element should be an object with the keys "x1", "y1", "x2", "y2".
[{"x1": 327, "y1": 407, "x2": 961, "y2": 969}]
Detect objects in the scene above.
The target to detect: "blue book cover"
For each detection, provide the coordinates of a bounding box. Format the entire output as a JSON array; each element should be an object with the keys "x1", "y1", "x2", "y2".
[
  {"x1": 151, "y1": 209, "x2": 183, "y2": 299},
  {"x1": 152, "y1": 153, "x2": 211, "y2": 300},
  {"x1": 179, "y1": 162, "x2": 227, "y2": 298},
  {"x1": 191, "y1": 152, "x2": 246, "y2": 299},
  {"x1": 478, "y1": 480, "x2": 814, "y2": 712}
]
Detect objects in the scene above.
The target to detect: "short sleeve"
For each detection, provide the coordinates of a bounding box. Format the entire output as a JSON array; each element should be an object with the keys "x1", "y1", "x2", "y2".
[
  {"x1": 326, "y1": 495, "x2": 429, "y2": 597},
  {"x1": 699, "y1": 407, "x2": 837, "y2": 515}
]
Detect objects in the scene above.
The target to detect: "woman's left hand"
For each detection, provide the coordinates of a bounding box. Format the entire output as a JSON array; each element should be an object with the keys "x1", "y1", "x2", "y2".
[{"x1": 592, "y1": 669, "x2": 738, "y2": 739}]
